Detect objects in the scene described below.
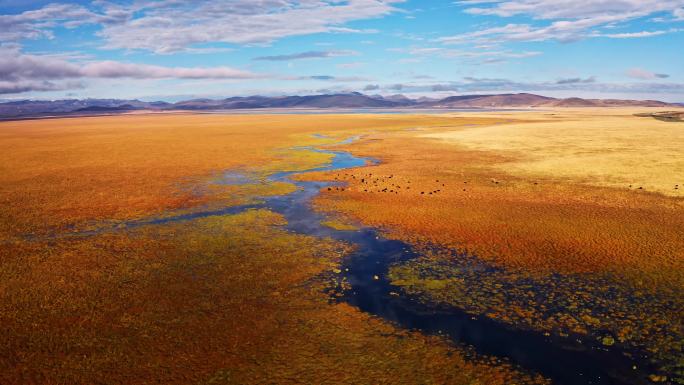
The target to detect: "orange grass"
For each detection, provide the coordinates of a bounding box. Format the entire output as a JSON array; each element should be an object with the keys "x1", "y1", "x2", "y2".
[
  {"x1": 0, "y1": 113, "x2": 472, "y2": 239},
  {"x1": 0, "y1": 113, "x2": 546, "y2": 384},
  {"x1": 0, "y1": 209, "x2": 543, "y2": 385},
  {"x1": 298, "y1": 112, "x2": 684, "y2": 378},
  {"x1": 305, "y1": 126, "x2": 684, "y2": 288}
]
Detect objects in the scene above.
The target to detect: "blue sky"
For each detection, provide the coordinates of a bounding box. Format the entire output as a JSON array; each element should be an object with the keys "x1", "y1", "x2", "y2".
[{"x1": 1, "y1": 0, "x2": 683, "y2": 101}]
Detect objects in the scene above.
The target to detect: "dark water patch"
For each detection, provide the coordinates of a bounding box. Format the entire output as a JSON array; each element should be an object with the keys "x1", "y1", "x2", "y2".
[{"x1": 338, "y1": 248, "x2": 659, "y2": 385}]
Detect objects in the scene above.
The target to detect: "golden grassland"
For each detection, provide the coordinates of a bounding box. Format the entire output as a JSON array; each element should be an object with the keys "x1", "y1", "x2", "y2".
[
  {"x1": 300, "y1": 109, "x2": 684, "y2": 379},
  {"x1": 0, "y1": 113, "x2": 481, "y2": 240},
  {"x1": 424, "y1": 109, "x2": 684, "y2": 196},
  {"x1": 0, "y1": 114, "x2": 545, "y2": 384},
  {"x1": 2, "y1": 110, "x2": 682, "y2": 382},
  {"x1": 304, "y1": 109, "x2": 684, "y2": 282}
]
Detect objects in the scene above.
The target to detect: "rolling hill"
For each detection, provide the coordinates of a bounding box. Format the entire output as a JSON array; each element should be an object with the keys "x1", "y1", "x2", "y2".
[{"x1": 0, "y1": 93, "x2": 678, "y2": 119}]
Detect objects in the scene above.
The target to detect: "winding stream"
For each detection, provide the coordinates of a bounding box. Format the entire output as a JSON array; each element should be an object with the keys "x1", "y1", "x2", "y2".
[
  {"x1": 260, "y1": 137, "x2": 655, "y2": 385},
  {"x1": 47, "y1": 135, "x2": 658, "y2": 384}
]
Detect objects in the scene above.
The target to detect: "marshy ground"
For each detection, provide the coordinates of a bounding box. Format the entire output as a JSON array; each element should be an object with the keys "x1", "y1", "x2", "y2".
[{"x1": 0, "y1": 110, "x2": 682, "y2": 384}]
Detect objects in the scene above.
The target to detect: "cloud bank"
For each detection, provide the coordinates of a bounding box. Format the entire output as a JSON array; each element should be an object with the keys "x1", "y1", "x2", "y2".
[
  {"x1": 1, "y1": 1, "x2": 402, "y2": 54},
  {"x1": 363, "y1": 76, "x2": 684, "y2": 95},
  {"x1": 254, "y1": 50, "x2": 358, "y2": 61},
  {"x1": 0, "y1": 47, "x2": 259, "y2": 94},
  {"x1": 443, "y1": 0, "x2": 684, "y2": 43},
  {"x1": 626, "y1": 68, "x2": 670, "y2": 80}
]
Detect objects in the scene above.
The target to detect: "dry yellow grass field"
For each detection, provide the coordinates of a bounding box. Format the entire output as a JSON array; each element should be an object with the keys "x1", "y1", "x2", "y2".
[{"x1": 425, "y1": 109, "x2": 684, "y2": 196}]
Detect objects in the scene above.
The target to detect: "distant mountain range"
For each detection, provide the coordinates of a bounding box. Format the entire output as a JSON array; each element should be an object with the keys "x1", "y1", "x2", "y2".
[{"x1": 0, "y1": 92, "x2": 679, "y2": 119}]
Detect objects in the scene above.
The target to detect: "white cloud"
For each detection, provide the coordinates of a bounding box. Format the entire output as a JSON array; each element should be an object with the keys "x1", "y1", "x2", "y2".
[
  {"x1": 603, "y1": 30, "x2": 669, "y2": 38},
  {"x1": 556, "y1": 77, "x2": 596, "y2": 84},
  {"x1": 103, "y1": 1, "x2": 399, "y2": 53},
  {"x1": 337, "y1": 62, "x2": 365, "y2": 69},
  {"x1": 0, "y1": 47, "x2": 82, "y2": 80},
  {"x1": 626, "y1": 68, "x2": 670, "y2": 80},
  {"x1": 293, "y1": 75, "x2": 372, "y2": 82},
  {"x1": 369, "y1": 76, "x2": 684, "y2": 96},
  {"x1": 253, "y1": 50, "x2": 359, "y2": 61},
  {"x1": 80, "y1": 61, "x2": 257, "y2": 79},
  {"x1": 1, "y1": 1, "x2": 402, "y2": 53},
  {"x1": 0, "y1": 79, "x2": 84, "y2": 94},
  {"x1": 444, "y1": 1, "x2": 684, "y2": 43},
  {"x1": 0, "y1": 46, "x2": 260, "y2": 93},
  {"x1": 401, "y1": 46, "x2": 541, "y2": 64},
  {"x1": 676, "y1": 8, "x2": 684, "y2": 20},
  {"x1": 0, "y1": 2, "x2": 131, "y2": 41},
  {"x1": 458, "y1": 0, "x2": 684, "y2": 20}
]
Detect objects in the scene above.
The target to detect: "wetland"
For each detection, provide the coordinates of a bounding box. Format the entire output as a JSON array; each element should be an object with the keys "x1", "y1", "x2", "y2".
[{"x1": 1, "y1": 111, "x2": 682, "y2": 384}]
